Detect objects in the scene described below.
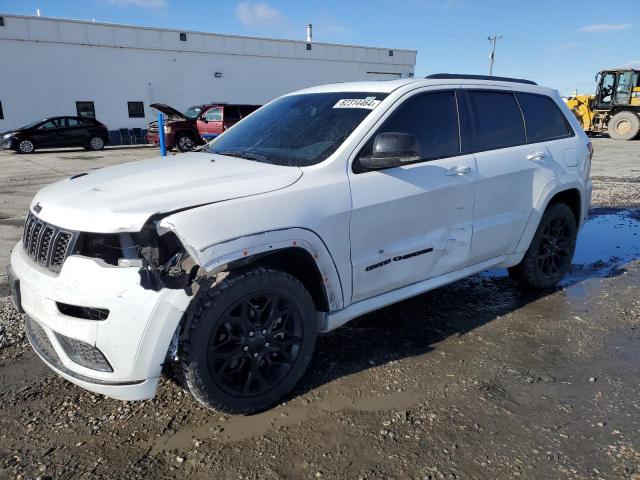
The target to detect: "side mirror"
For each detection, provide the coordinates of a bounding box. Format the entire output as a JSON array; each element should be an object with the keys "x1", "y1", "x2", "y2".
[
  {"x1": 200, "y1": 116, "x2": 208, "y2": 124},
  {"x1": 358, "y1": 132, "x2": 421, "y2": 170}
]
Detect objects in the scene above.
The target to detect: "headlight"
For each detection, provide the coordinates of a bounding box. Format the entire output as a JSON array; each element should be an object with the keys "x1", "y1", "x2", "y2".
[{"x1": 2, "y1": 133, "x2": 12, "y2": 139}]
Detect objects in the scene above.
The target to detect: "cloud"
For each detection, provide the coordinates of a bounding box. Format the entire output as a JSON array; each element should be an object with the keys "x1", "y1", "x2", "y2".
[
  {"x1": 415, "y1": 0, "x2": 465, "y2": 9},
  {"x1": 557, "y1": 42, "x2": 583, "y2": 49},
  {"x1": 622, "y1": 59, "x2": 640, "y2": 68},
  {"x1": 235, "y1": 2, "x2": 284, "y2": 28},
  {"x1": 579, "y1": 23, "x2": 631, "y2": 33},
  {"x1": 100, "y1": 0, "x2": 167, "y2": 7}
]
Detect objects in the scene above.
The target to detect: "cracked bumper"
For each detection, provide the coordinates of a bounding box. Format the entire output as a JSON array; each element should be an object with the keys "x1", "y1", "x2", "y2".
[{"x1": 10, "y1": 244, "x2": 191, "y2": 401}]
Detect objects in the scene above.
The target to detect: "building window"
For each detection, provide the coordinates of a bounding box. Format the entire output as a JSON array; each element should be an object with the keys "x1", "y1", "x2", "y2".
[
  {"x1": 179, "y1": 32, "x2": 187, "y2": 41},
  {"x1": 0, "y1": 17, "x2": 4, "y2": 27},
  {"x1": 127, "y1": 101, "x2": 145, "y2": 118},
  {"x1": 0, "y1": 101, "x2": 3, "y2": 120},
  {"x1": 76, "y1": 101, "x2": 96, "y2": 118},
  {"x1": 389, "y1": 50, "x2": 394, "y2": 56}
]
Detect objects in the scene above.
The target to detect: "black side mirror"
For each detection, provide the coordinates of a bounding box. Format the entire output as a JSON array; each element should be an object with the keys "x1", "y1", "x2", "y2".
[
  {"x1": 359, "y1": 132, "x2": 421, "y2": 170},
  {"x1": 200, "y1": 116, "x2": 208, "y2": 124}
]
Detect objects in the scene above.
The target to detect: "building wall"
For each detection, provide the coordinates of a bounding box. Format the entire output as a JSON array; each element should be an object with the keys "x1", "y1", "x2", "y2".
[{"x1": 0, "y1": 14, "x2": 416, "y2": 133}]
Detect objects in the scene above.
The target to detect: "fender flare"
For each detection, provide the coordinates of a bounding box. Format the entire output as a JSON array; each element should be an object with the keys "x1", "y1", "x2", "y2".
[
  {"x1": 514, "y1": 175, "x2": 584, "y2": 254},
  {"x1": 160, "y1": 222, "x2": 345, "y2": 312}
]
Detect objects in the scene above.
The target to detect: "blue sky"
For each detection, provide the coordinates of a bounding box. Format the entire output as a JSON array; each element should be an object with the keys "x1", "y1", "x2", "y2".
[{"x1": 1, "y1": 0, "x2": 638, "y2": 94}]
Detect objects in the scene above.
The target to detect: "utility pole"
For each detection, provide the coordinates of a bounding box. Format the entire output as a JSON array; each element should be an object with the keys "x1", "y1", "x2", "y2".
[{"x1": 487, "y1": 35, "x2": 502, "y2": 76}]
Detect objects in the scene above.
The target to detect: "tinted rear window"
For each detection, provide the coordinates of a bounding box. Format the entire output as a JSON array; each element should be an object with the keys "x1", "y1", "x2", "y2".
[
  {"x1": 468, "y1": 91, "x2": 525, "y2": 150},
  {"x1": 516, "y1": 93, "x2": 572, "y2": 142}
]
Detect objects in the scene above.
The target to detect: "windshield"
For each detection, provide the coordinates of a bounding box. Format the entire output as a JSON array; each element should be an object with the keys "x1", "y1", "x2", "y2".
[
  {"x1": 206, "y1": 92, "x2": 387, "y2": 167},
  {"x1": 184, "y1": 106, "x2": 203, "y2": 119},
  {"x1": 21, "y1": 119, "x2": 46, "y2": 129}
]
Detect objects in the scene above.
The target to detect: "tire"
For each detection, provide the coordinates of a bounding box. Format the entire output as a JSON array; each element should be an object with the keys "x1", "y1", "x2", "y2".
[
  {"x1": 608, "y1": 111, "x2": 640, "y2": 141},
  {"x1": 508, "y1": 202, "x2": 577, "y2": 290},
  {"x1": 175, "y1": 132, "x2": 196, "y2": 152},
  {"x1": 179, "y1": 267, "x2": 317, "y2": 414},
  {"x1": 88, "y1": 136, "x2": 105, "y2": 151},
  {"x1": 17, "y1": 139, "x2": 35, "y2": 154}
]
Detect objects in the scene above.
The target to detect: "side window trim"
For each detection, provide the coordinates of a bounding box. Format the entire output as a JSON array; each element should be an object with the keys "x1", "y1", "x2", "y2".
[{"x1": 352, "y1": 88, "x2": 464, "y2": 174}]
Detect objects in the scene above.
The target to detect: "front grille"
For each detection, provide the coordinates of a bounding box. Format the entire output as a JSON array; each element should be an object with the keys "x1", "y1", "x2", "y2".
[
  {"x1": 55, "y1": 332, "x2": 113, "y2": 372},
  {"x1": 22, "y1": 213, "x2": 78, "y2": 272}
]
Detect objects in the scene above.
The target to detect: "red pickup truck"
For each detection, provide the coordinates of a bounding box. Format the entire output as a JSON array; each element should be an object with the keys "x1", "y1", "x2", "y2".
[{"x1": 148, "y1": 103, "x2": 260, "y2": 152}]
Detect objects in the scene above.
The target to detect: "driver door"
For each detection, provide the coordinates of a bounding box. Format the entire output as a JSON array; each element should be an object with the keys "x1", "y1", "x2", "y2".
[
  {"x1": 197, "y1": 107, "x2": 223, "y2": 140},
  {"x1": 348, "y1": 89, "x2": 477, "y2": 303}
]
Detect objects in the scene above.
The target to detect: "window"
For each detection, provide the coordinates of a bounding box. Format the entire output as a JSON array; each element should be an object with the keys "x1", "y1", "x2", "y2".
[
  {"x1": 239, "y1": 105, "x2": 259, "y2": 117},
  {"x1": 223, "y1": 106, "x2": 241, "y2": 122},
  {"x1": 468, "y1": 91, "x2": 525, "y2": 151},
  {"x1": 516, "y1": 93, "x2": 572, "y2": 143},
  {"x1": 184, "y1": 106, "x2": 204, "y2": 118},
  {"x1": 127, "y1": 101, "x2": 145, "y2": 118},
  {"x1": 65, "y1": 118, "x2": 82, "y2": 127},
  {"x1": 76, "y1": 101, "x2": 96, "y2": 118},
  {"x1": 38, "y1": 119, "x2": 63, "y2": 129},
  {"x1": 203, "y1": 107, "x2": 222, "y2": 122},
  {"x1": 0, "y1": 101, "x2": 3, "y2": 120},
  {"x1": 179, "y1": 32, "x2": 187, "y2": 41},
  {"x1": 364, "y1": 91, "x2": 460, "y2": 162}
]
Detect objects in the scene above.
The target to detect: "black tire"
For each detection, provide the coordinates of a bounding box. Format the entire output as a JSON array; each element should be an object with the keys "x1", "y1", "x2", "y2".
[
  {"x1": 608, "y1": 111, "x2": 640, "y2": 141},
  {"x1": 175, "y1": 132, "x2": 196, "y2": 152},
  {"x1": 179, "y1": 267, "x2": 317, "y2": 414},
  {"x1": 508, "y1": 202, "x2": 577, "y2": 290},
  {"x1": 17, "y1": 139, "x2": 35, "y2": 154},
  {"x1": 87, "y1": 136, "x2": 105, "y2": 151}
]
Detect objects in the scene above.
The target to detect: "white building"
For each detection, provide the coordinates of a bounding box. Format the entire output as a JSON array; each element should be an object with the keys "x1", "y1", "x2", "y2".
[{"x1": 0, "y1": 13, "x2": 417, "y2": 142}]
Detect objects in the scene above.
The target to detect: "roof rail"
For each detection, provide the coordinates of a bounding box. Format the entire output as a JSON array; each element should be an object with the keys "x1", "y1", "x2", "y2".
[{"x1": 425, "y1": 73, "x2": 537, "y2": 86}]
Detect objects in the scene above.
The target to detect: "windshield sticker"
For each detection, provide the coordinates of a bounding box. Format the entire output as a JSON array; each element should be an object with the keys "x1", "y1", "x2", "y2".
[{"x1": 333, "y1": 98, "x2": 381, "y2": 110}]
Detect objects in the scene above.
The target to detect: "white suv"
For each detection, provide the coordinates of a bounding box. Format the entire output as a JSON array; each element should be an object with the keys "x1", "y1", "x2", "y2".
[{"x1": 8, "y1": 75, "x2": 593, "y2": 413}]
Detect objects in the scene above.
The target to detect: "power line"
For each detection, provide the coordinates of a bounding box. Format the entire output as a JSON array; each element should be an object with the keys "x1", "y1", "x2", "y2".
[{"x1": 487, "y1": 34, "x2": 503, "y2": 76}]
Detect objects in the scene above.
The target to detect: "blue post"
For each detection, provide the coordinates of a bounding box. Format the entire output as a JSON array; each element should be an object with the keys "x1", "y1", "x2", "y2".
[{"x1": 157, "y1": 112, "x2": 166, "y2": 157}]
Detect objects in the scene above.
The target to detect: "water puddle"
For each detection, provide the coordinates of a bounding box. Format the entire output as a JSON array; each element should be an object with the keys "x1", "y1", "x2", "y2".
[{"x1": 483, "y1": 208, "x2": 640, "y2": 281}]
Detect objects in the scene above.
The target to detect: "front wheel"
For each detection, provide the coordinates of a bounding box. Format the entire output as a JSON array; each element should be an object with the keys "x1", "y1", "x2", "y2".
[
  {"x1": 179, "y1": 267, "x2": 317, "y2": 414},
  {"x1": 608, "y1": 111, "x2": 640, "y2": 141},
  {"x1": 175, "y1": 132, "x2": 196, "y2": 152},
  {"x1": 508, "y1": 202, "x2": 577, "y2": 290},
  {"x1": 18, "y1": 139, "x2": 35, "y2": 154}
]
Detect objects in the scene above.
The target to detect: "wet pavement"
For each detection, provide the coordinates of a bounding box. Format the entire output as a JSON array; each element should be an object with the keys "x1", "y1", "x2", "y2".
[{"x1": 1, "y1": 140, "x2": 640, "y2": 479}]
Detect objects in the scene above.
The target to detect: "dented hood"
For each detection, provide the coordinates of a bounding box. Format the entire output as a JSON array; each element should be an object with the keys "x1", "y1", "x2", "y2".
[{"x1": 30, "y1": 152, "x2": 303, "y2": 233}]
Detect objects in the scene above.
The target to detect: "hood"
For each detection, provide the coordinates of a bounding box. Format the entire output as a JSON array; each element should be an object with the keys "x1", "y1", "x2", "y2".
[
  {"x1": 150, "y1": 103, "x2": 189, "y2": 120},
  {"x1": 30, "y1": 152, "x2": 303, "y2": 233}
]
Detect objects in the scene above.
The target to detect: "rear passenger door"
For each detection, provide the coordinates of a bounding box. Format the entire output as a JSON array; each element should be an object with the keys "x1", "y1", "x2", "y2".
[
  {"x1": 464, "y1": 89, "x2": 568, "y2": 264},
  {"x1": 62, "y1": 117, "x2": 88, "y2": 146},
  {"x1": 222, "y1": 106, "x2": 241, "y2": 130}
]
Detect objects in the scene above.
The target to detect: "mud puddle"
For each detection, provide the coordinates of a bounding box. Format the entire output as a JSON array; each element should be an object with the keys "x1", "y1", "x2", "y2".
[{"x1": 484, "y1": 207, "x2": 640, "y2": 281}]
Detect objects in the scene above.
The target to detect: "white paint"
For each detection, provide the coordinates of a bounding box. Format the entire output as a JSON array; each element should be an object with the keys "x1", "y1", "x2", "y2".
[{"x1": 0, "y1": 14, "x2": 416, "y2": 132}]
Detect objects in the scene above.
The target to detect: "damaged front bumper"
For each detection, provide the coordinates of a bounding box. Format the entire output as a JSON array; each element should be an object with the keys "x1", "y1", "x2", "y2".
[{"x1": 10, "y1": 244, "x2": 191, "y2": 400}]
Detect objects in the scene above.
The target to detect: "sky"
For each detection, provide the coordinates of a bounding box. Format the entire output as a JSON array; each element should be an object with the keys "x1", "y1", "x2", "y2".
[{"x1": 1, "y1": 0, "x2": 638, "y2": 95}]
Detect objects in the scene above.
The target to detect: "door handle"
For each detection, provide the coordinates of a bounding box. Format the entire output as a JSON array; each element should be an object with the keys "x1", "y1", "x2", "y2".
[
  {"x1": 446, "y1": 166, "x2": 471, "y2": 176},
  {"x1": 526, "y1": 151, "x2": 548, "y2": 161}
]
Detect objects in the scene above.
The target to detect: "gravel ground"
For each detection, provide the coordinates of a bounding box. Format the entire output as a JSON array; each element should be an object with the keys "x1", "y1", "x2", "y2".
[{"x1": 1, "y1": 140, "x2": 640, "y2": 479}]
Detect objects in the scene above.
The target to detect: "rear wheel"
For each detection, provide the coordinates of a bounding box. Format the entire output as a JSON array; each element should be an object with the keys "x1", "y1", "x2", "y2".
[
  {"x1": 17, "y1": 139, "x2": 35, "y2": 154},
  {"x1": 608, "y1": 111, "x2": 640, "y2": 140},
  {"x1": 175, "y1": 132, "x2": 196, "y2": 152},
  {"x1": 88, "y1": 136, "x2": 105, "y2": 151},
  {"x1": 508, "y1": 202, "x2": 577, "y2": 290},
  {"x1": 179, "y1": 268, "x2": 317, "y2": 414}
]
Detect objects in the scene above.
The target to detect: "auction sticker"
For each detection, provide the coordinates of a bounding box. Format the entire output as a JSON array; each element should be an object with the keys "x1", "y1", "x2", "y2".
[{"x1": 333, "y1": 98, "x2": 381, "y2": 109}]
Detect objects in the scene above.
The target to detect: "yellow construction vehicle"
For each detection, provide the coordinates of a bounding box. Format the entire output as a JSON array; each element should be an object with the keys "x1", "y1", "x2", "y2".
[{"x1": 565, "y1": 68, "x2": 640, "y2": 140}]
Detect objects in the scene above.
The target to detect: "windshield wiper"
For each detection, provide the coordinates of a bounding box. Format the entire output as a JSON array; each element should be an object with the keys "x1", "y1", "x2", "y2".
[{"x1": 213, "y1": 150, "x2": 268, "y2": 162}]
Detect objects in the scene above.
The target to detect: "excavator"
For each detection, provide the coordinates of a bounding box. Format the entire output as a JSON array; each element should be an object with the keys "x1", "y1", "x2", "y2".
[{"x1": 565, "y1": 68, "x2": 640, "y2": 140}]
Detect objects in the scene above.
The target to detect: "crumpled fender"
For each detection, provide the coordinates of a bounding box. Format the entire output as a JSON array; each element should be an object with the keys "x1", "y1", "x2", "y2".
[{"x1": 157, "y1": 217, "x2": 344, "y2": 311}]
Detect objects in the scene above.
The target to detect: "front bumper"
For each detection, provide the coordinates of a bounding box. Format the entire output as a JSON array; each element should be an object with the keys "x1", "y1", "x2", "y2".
[
  {"x1": 10, "y1": 244, "x2": 192, "y2": 400},
  {"x1": 1, "y1": 137, "x2": 16, "y2": 150}
]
